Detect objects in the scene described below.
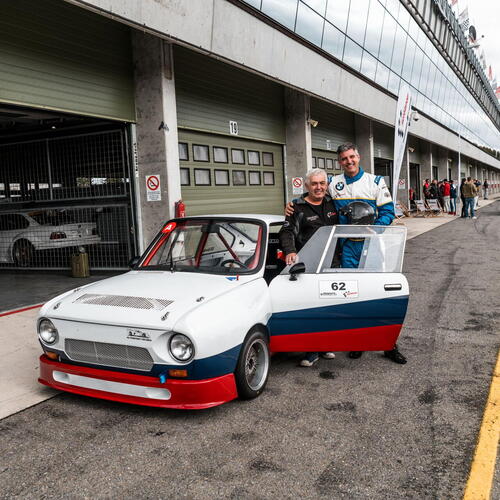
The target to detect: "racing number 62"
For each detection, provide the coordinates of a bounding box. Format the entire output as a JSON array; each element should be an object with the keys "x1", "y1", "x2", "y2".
[{"x1": 331, "y1": 282, "x2": 346, "y2": 291}]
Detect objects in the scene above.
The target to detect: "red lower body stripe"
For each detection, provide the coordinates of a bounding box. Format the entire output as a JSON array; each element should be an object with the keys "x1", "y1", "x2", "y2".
[
  {"x1": 39, "y1": 355, "x2": 238, "y2": 410},
  {"x1": 270, "y1": 324, "x2": 403, "y2": 352}
]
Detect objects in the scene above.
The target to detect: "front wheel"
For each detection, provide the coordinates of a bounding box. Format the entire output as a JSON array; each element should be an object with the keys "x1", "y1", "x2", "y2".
[{"x1": 235, "y1": 329, "x2": 270, "y2": 400}]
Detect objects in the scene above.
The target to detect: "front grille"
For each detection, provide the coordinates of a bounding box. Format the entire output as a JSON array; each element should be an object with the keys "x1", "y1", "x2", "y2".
[
  {"x1": 73, "y1": 294, "x2": 173, "y2": 311},
  {"x1": 65, "y1": 339, "x2": 154, "y2": 371}
]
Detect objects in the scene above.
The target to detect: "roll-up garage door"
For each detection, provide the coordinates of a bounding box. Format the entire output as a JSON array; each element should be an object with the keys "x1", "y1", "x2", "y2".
[
  {"x1": 373, "y1": 122, "x2": 394, "y2": 160},
  {"x1": 178, "y1": 131, "x2": 284, "y2": 216},
  {"x1": 310, "y1": 99, "x2": 355, "y2": 153},
  {"x1": 0, "y1": 0, "x2": 135, "y2": 121},
  {"x1": 174, "y1": 46, "x2": 285, "y2": 215}
]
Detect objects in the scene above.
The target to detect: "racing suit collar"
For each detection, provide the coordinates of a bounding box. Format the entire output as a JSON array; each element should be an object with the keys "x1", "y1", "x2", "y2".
[{"x1": 345, "y1": 166, "x2": 364, "y2": 184}]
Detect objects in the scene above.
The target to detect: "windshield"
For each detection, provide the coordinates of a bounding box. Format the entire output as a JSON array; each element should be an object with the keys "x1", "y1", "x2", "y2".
[{"x1": 140, "y1": 219, "x2": 264, "y2": 274}]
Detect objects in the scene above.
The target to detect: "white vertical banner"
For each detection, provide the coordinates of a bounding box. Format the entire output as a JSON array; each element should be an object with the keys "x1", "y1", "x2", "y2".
[{"x1": 392, "y1": 84, "x2": 413, "y2": 202}]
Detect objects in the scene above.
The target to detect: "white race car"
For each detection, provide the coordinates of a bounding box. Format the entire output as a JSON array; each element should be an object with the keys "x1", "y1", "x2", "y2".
[
  {"x1": 0, "y1": 210, "x2": 100, "y2": 266},
  {"x1": 38, "y1": 215, "x2": 409, "y2": 409}
]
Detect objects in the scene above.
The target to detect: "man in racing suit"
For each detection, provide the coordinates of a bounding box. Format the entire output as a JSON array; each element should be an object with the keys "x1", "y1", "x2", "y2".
[
  {"x1": 285, "y1": 143, "x2": 406, "y2": 364},
  {"x1": 279, "y1": 168, "x2": 338, "y2": 367}
]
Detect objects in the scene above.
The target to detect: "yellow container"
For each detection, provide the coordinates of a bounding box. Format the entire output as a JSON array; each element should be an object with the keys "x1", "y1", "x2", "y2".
[{"x1": 71, "y1": 252, "x2": 90, "y2": 278}]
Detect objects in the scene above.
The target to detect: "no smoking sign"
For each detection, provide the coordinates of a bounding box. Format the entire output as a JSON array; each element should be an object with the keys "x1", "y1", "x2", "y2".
[
  {"x1": 146, "y1": 174, "x2": 161, "y2": 201},
  {"x1": 292, "y1": 177, "x2": 303, "y2": 195}
]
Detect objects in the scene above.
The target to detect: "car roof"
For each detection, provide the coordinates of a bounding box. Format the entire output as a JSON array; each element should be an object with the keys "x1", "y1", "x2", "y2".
[{"x1": 183, "y1": 214, "x2": 285, "y2": 225}]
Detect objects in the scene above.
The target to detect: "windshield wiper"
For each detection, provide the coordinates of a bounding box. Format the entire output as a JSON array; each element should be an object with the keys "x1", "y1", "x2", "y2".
[{"x1": 169, "y1": 250, "x2": 176, "y2": 273}]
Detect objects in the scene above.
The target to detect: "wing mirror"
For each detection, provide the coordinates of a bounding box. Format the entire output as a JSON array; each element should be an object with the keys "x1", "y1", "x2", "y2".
[
  {"x1": 289, "y1": 262, "x2": 306, "y2": 281},
  {"x1": 128, "y1": 256, "x2": 141, "y2": 269}
]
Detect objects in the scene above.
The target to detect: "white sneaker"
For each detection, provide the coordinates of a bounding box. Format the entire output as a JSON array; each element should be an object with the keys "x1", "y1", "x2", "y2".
[
  {"x1": 472, "y1": 216, "x2": 477, "y2": 219},
  {"x1": 321, "y1": 352, "x2": 336, "y2": 359}
]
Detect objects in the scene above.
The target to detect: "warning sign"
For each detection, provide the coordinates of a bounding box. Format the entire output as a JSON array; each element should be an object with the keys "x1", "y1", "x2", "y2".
[
  {"x1": 292, "y1": 177, "x2": 303, "y2": 195},
  {"x1": 146, "y1": 175, "x2": 161, "y2": 201},
  {"x1": 398, "y1": 178, "x2": 406, "y2": 190}
]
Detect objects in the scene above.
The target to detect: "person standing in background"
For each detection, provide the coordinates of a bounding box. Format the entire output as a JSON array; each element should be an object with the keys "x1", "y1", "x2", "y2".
[
  {"x1": 462, "y1": 177, "x2": 478, "y2": 219},
  {"x1": 449, "y1": 180, "x2": 457, "y2": 216},
  {"x1": 441, "y1": 179, "x2": 451, "y2": 213},
  {"x1": 483, "y1": 179, "x2": 489, "y2": 200}
]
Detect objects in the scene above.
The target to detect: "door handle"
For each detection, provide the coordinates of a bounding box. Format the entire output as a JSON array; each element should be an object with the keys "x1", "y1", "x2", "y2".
[{"x1": 384, "y1": 284, "x2": 402, "y2": 291}]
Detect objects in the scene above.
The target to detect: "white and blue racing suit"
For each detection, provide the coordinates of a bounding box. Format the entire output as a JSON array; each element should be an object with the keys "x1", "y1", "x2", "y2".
[{"x1": 328, "y1": 167, "x2": 395, "y2": 268}]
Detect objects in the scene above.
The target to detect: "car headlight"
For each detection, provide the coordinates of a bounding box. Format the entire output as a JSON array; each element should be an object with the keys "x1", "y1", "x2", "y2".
[
  {"x1": 169, "y1": 333, "x2": 194, "y2": 362},
  {"x1": 38, "y1": 318, "x2": 59, "y2": 345}
]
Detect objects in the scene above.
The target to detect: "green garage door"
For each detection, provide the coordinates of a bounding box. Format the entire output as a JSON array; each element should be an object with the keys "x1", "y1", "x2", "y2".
[
  {"x1": 0, "y1": 0, "x2": 134, "y2": 121},
  {"x1": 179, "y1": 131, "x2": 284, "y2": 216}
]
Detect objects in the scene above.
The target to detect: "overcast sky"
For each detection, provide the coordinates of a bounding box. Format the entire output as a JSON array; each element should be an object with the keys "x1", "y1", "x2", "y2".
[{"x1": 456, "y1": 0, "x2": 500, "y2": 81}]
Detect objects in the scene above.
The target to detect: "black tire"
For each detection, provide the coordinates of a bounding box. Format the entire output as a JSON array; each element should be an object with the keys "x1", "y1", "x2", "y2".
[
  {"x1": 235, "y1": 329, "x2": 270, "y2": 400},
  {"x1": 13, "y1": 240, "x2": 34, "y2": 267}
]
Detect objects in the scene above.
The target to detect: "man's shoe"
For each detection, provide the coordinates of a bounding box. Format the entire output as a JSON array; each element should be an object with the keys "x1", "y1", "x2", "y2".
[
  {"x1": 348, "y1": 351, "x2": 363, "y2": 359},
  {"x1": 300, "y1": 352, "x2": 319, "y2": 367},
  {"x1": 472, "y1": 216, "x2": 477, "y2": 219},
  {"x1": 321, "y1": 352, "x2": 335, "y2": 359},
  {"x1": 383, "y1": 348, "x2": 407, "y2": 364}
]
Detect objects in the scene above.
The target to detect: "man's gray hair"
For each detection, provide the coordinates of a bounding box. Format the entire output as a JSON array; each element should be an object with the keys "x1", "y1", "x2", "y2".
[
  {"x1": 337, "y1": 142, "x2": 359, "y2": 155},
  {"x1": 305, "y1": 168, "x2": 328, "y2": 185}
]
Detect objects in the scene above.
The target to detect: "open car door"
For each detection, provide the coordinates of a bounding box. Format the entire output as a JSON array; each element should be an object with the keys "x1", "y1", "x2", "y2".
[{"x1": 268, "y1": 225, "x2": 409, "y2": 352}]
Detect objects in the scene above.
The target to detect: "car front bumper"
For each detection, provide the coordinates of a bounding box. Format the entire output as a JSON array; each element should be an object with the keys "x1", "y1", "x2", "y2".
[{"x1": 39, "y1": 355, "x2": 238, "y2": 410}]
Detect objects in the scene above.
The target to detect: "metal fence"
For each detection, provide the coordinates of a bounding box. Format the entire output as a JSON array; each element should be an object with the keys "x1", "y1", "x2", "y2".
[
  {"x1": 0, "y1": 204, "x2": 132, "y2": 270},
  {"x1": 0, "y1": 129, "x2": 135, "y2": 270}
]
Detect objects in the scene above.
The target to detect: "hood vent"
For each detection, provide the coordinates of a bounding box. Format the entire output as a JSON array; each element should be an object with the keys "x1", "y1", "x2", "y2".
[{"x1": 74, "y1": 293, "x2": 173, "y2": 311}]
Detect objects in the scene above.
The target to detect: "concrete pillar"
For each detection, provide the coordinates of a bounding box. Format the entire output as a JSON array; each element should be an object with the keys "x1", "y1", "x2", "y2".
[
  {"x1": 132, "y1": 33, "x2": 181, "y2": 251},
  {"x1": 284, "y1": 89, "x2": 312, "y2": 202},
  {"x1": 437, "y1": 147, "x2": 448, "y2": 181},
  {"x1": 420, "y1": 142, "x2": 432, "y2": 196},
  {"x1": 354, "y1": 115, "x2": 374, "y2": 174}
]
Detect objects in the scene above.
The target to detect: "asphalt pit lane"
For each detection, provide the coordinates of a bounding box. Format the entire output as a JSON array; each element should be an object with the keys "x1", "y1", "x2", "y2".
[
  {"x1": 418, "y1": 388, "x2": 438, "y2": 404},
  {"x1": 319, "y1": 371, "x2": 336, "y2": 379},
  {"x1": 249, "y1": 459, "x2": 284, "y2": 473},
  {"x1": 324, "y1": 402, "x2": 356, "y2": 413}
]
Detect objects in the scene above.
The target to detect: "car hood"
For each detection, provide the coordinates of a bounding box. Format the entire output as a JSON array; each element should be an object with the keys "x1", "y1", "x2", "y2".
[{"x1": 44, "y1": 270, "x2": 255, "y2": 330}]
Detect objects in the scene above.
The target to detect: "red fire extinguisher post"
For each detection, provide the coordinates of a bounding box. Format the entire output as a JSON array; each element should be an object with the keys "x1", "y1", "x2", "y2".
[{"x1": 175, "y1": 200, "x2": 186, "y2": 218}]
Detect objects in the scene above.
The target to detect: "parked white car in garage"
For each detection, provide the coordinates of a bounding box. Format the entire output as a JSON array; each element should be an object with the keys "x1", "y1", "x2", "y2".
[
  {"x1": 37, "y1": 215, "x2": 409, "y2": 409},
  {"x1": 0, "y1": 210, "x2": 100, "y2": 266}
]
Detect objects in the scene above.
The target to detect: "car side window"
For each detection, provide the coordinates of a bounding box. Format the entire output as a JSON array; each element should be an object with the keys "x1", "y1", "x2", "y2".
[{"x1": 9, "y1": 214, "x2": 30, "y2": 230}]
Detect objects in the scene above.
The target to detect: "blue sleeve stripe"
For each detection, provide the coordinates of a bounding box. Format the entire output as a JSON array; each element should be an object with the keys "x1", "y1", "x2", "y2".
[{"x1": 374, "y1": 175, "x2": 382, "y2": 185}]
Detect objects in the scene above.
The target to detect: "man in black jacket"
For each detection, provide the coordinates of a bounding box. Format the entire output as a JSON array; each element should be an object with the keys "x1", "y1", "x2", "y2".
[{"x1": 279, "y1": 168, "x2": 338, "y2": 367}]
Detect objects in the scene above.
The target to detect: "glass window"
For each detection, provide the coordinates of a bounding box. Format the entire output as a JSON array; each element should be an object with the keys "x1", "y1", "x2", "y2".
[
  {"x1": 411, "y1": 47, "x2": 423, "y2": 89},
  {"x1": 325, "y1": 0, "x2": 349, "y2": 32},
  {"x1": 397, "y1": 3, "x2": 410, "y2": 31},
  {"x1": 261, "y1": 0, "x2": 298, "y2": 30},
  {"x1": 312, "y1": 156, "x2": 317, "y2": 167},
  {"x1": 302, "y1": 0, "x2": 327, "y2": 15},
  {"x1": 213, "y1": 147, "x2": 228, "y2": 163},
  {"x1": 263, "y1": 172, "x2": 275, "y2": 185},
  {"x1": 401, "y1": 37, "x2": 415, "y2": 82},
  {"x1": 346, "y1": 0, "x2": 369, "y2": 45},
  {"x1": 391, "y1": 26, "x2": 406, "y2": 75},
  {"x1": 193, "y1": 145, "x2": 209, "y2": 162},
  {"x1": 232, "y1": 170, "x2": 246, "y2": 185},
  {"x1": 295, "y1": 2, "x2": 324, "y2": 46},
  {"x1": 214, "y1": 170, "x2": 229, "y2": 185},
  {"x1": 262, "y1": 152, "x2": 274, "y2": 166},
  {"x1": 248, "y1": 151, "x2": 260, "y2": 165},
  {"x1": 384, "y1": 0, "x2": 400, "y2": 20},
  {"x1": 322, "y1": 21, "x2": 345, "y2": 60},
  {"x1": 343, "y1": 38, "x2": 362, "y2": 72},
  {"x1": 244, "y1": 0, "x2": 262, "y2": 7},
  {"x1": 388, "y1": 71, "x2": 400, "y2": 95},
  {"x1": 249, "y1": 171, "x2": 261, "y2": 185},
  {"x1": 178, "y1": 142, "x2": 189, "y2": 161},
  {"x1": 364, "y1": 0, "x2": 384, "y2": 57},
  {"x1": 180, "y1": 168, "x2": 190, "y2": 186},
  {"x1": 317, "y1": 157, "x2": 325, "y2": 169},
  {"x1": 194, "y1": 169, "x2": 211, "y2": 185},
  {"x1": 231, "y1": 149, "x2": 245, "y2": 164},
  {"x1": 361, "y1": 51, "x2": 377, "y2": 81},
  {"x1": 375, "y1": 62, "x2": 390, "y2": 88},
  {"x1": 379, "y1": 12, "x2": 397, "y2": 67},
  {"x1": 326, "y1": 158, "x2": 334, "y2": 170}
]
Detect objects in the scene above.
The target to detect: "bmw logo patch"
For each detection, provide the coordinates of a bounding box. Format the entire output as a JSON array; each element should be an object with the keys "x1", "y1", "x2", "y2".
[{"x1": 335, "y1": 182, "x2": 345, "y2": 191}]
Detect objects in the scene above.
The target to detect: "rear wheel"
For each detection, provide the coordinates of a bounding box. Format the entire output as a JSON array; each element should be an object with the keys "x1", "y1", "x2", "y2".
[
  {"x1": 13, "y1": 240, "x2": 34, "y2": 267},
  {"x1": 235, "y1": 329, "x2": 270, "y2": 399}
]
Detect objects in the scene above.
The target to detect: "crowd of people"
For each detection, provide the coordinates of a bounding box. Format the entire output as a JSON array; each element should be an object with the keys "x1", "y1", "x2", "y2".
[{"x1": 421, "y1": 177, "x2": 489, "y2": 219}]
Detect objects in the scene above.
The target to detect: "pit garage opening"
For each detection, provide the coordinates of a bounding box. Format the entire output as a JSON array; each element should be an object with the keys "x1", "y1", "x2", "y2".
[{"x1": 0, "y1": 104, "x2": 136, "y2": 272}]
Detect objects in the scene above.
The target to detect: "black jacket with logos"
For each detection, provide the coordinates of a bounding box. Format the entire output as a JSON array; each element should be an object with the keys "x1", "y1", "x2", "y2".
[{"x1": 279, "y1": 194, "x2": 338, "y2": 255}]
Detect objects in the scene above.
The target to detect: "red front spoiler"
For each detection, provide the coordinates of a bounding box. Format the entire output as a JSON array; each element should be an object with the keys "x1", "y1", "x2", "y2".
[{"x1": 39, "y1": 355, "x2": 238, "y2": 410}]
